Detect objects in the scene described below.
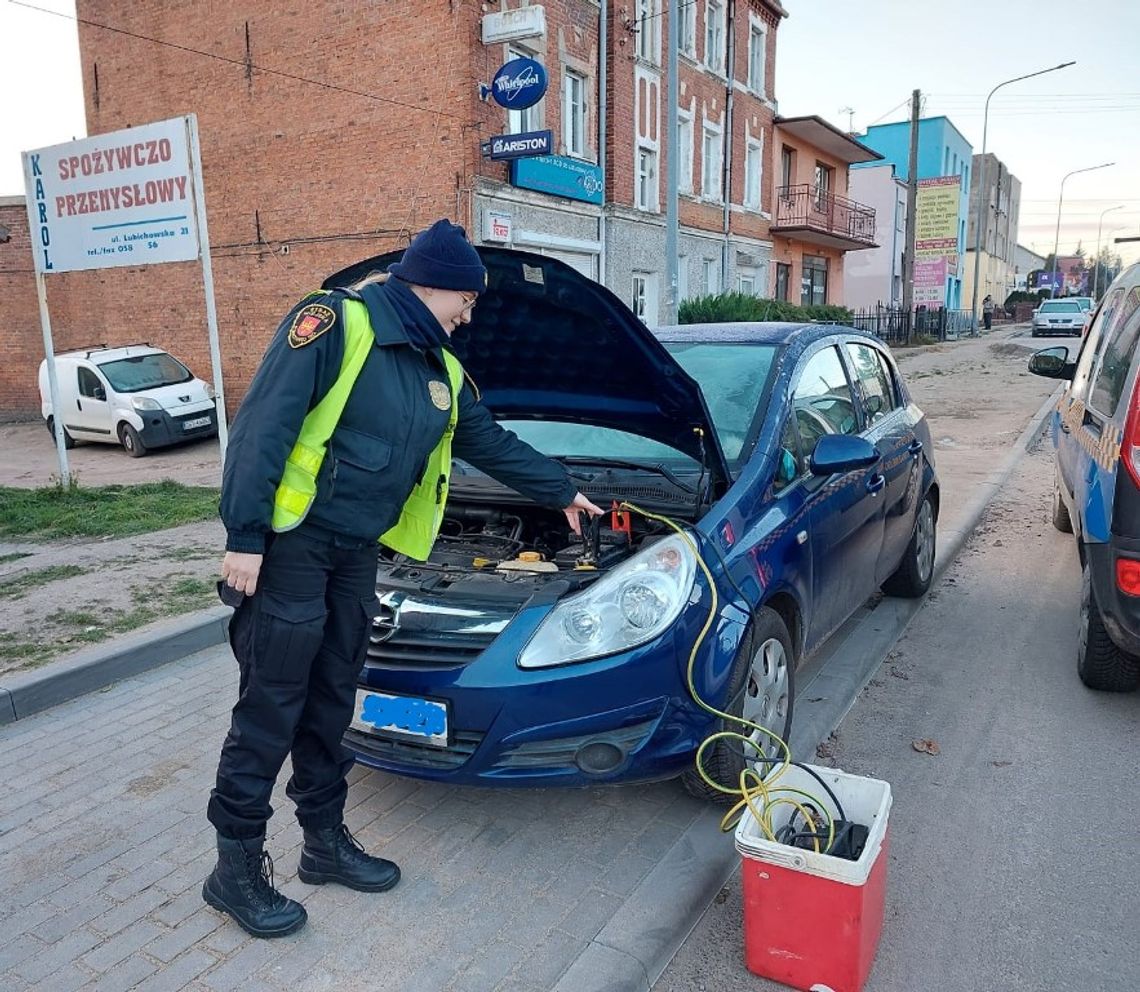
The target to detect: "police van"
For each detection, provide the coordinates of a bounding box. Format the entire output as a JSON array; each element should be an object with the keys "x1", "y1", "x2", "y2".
[
  {"x1": 38, "y1": 344, "x2": 217, "y2": 457},
  {"x1": 1030, "y1": 262, "x2": 1140, "y2": 691}
]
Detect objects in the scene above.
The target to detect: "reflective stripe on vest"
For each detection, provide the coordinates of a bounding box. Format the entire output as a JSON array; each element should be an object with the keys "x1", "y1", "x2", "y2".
[{"x1": 270, "y1": 297, "x2": 463, "y2": 563}]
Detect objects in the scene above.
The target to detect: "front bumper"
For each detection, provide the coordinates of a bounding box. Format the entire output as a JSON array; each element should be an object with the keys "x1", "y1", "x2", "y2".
[
  {"x1": 343, "y1": 587, "x2": 747, "y2": 787},
  {"x1": 136, "y1": 403, "x2": 218, "y2": 449}
]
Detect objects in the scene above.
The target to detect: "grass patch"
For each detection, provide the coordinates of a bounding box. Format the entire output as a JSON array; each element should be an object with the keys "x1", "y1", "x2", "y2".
[
  {"x1": 0, "y1": 480, "x2": 220, "y2": 540},
  {"x1": 0, "y1": 553, "x2": 32, "y2": 565},
  {"x1": 0, "y1": 564, "x2": 88, "y2": 600}
]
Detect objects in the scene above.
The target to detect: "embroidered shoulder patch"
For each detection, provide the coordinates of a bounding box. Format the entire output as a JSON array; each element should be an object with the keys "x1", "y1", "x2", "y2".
[{"x1": 288, "y1": 303, "x2": 336, "y2": 349}]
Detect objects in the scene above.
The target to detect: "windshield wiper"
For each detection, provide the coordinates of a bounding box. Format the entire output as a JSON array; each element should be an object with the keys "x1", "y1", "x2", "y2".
[{"x1": 557, "y1": 456, "x2": 697, "y2": 494}]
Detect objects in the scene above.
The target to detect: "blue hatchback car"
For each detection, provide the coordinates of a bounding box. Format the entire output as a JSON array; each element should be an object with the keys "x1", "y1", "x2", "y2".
[{"x1": 322, "y1": 248, "x2": 939, "y2": 797}]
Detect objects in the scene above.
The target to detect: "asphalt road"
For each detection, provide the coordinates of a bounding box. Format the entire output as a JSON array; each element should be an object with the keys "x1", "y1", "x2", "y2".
[{"x1": 654, "y1": 440, "x2": 1140, "y2": 992}]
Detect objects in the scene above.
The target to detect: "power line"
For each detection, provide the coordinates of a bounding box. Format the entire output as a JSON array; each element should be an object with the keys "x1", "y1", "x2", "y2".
[{"x1": 9, "y1": 0, "x2": 472, "y2": 125}]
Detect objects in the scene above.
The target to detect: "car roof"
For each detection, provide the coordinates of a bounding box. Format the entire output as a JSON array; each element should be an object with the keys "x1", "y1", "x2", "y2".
[
  {"x1": 651, "y1": 321, "x2": 878, "y2": 347},
  {"x1": 55, "y1": 344, "x2": 166, "y2": 362}
]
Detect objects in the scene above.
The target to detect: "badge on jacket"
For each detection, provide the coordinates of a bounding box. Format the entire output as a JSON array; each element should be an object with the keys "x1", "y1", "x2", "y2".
[
  {"x1": 428, "y1": 381, "x2": 451, "y2": 411},
  {"x1": 288, "y1": 303, "x2": 336, "y2": 348}
]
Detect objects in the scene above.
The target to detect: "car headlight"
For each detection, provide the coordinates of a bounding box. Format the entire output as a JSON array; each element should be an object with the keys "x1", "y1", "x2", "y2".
[
  {"x1": 517, "y1": 532, "x2": 697, "y2": 669},
  {"x1": 205, "y1": 383, "x2": 216, "y2": 400},
  {"x1": 130, "y1": 397, "x2": 162, "y2": 411}
]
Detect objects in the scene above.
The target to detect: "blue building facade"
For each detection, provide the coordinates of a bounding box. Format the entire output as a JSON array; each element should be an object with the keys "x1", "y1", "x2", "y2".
[{"x1": 854, "y1": 117, "x2": 973, "y2": 309}]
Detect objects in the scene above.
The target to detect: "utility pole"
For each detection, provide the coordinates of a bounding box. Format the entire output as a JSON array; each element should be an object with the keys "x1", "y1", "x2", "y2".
[
  {"x1": 901, "y1": 89, "x2": 920, "y2": 337},
  {"x1": 664, "y1": 0, "x2": 680, "y2": 324}
]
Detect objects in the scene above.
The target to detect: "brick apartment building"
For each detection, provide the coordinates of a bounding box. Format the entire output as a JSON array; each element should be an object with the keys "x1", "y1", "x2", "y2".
[{"x1": 1, "y1": 0, "x2": 807, "y2": 420}]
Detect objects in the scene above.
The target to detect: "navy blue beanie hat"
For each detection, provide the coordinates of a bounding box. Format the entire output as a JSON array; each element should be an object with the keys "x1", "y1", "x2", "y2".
[{"x1": 388, "y1": 219, "x2": 488, "y2": 293}]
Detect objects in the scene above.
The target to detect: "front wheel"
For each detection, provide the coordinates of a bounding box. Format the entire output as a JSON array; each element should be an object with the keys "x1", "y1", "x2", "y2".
[
  {"x1": 681, "y1": 607, "x2": 795, "y2": 802},
  {"x1": 1078, "y1": 561, "x2": 1140, "y2": 691},
  {"x1": 883, "y1": 491, "x2": 937, "y2": 597},
  {"x1": 118, "y1": 423, "x2": 147, "y2": 458}
]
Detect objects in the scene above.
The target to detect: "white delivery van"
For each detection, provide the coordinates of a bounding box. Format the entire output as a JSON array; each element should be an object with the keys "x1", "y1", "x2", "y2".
[{"x1": 38, "y1": 344, "x2": 217, "y2": 457}]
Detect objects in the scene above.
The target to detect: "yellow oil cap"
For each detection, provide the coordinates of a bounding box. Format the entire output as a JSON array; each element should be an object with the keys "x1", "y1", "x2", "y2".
[
  {"x1": 472, "y1": 557, "x2": 491, "y2": 568},
  {"x1": 518, "y1": 551, "x2": 543, "y2": 562}
]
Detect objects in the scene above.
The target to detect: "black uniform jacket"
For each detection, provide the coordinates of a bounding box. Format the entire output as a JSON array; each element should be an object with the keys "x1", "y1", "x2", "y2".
[{"x1": 221, "y1": 284, "x2": 576, "y2": 554}]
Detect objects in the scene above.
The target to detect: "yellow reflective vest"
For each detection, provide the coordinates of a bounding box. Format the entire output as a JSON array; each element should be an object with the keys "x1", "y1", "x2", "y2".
[{"x1": 270, "y1": 296, "x2": 464, "y2": 561}]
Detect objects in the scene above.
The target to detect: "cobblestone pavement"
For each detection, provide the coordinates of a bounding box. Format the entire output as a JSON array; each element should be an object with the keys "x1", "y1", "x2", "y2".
[{"x1": 0, "y1": 647, "x2": 705, "y2": 992}]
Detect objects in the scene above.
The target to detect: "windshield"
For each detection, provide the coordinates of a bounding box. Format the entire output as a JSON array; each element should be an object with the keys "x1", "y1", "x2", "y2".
[
  {"x1": 662, "y1": 342, "x2": 778, "y2": 461},
  {"x1": 497, "y1": 422, "x2": 698, "y2": 469},
  {"x1": 1040, "y1": 301, "x2": 1080, "y2": 314},
  {"x1": 97, "y1": 353, "x2": 193, "y2": 392}
]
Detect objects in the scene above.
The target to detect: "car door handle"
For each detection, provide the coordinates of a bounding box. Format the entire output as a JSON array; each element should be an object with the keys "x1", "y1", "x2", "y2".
[
  {"x1": 76, "y1": 399, "x2": 82, "y2": 410},
  {"x1": 908, "y1": 439, "x2": 923, "y2": 456},
  {"x1": 866, "y1": 474, "x2": 886, "y2": 495}
]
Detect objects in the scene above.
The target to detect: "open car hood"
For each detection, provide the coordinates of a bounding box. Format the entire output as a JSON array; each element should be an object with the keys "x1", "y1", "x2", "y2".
[{"x1": 323, "y1": 245, "x2": 730, "y2": 485}]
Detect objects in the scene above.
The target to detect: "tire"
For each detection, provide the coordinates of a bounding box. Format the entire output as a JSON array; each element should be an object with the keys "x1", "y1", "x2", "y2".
[
  {"x1": 45, "y1": 417, "x2": 75, "y2": 450},
  {"x1": 681, "y1": 606, "x2": 795, "y2": 802},
  {"x1": 118, "y1": 423, "x2": 147, "y2": 458},
  {"x1": 1052, "y1": 474, "x2": 1073, "y2": 534},
  {"x1": 1078, "y1": 561, "x2": 1140, "y2": 692},
  {"x1": 882, "y1": 491, "x2": 937, "y2": 598}
]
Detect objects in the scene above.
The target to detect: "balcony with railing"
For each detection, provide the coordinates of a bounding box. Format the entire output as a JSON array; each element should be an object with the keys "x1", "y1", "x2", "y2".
[{"x1": 772, "y1": 184, "x2": 878, "y2": 251}]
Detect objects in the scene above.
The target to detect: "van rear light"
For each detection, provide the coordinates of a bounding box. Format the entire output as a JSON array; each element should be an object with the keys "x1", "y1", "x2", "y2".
[
  {"x1": 1121, "y1": 386, "x2": 1140, "y2": 490},
  {"x1": 1116, "y1": 558, "x2": 1140, "y2": 597}
]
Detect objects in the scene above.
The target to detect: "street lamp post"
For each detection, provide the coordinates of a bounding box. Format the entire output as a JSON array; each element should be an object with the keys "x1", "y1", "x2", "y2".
[
  {"x1": 1093, "y1": 205, "x2": 1126, "y2": 300},
  {"x1": 969, "y1": 62, "x2": 1074, "y2": 335},
  {"x1": 1051, "y1": 162, "x2": 1115, "y2": 297}
]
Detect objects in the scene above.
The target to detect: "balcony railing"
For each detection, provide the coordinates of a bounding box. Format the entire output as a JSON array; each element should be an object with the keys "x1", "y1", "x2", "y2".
[{"x1": 773, "y1": 184, "x2": 877, "y2": 249}]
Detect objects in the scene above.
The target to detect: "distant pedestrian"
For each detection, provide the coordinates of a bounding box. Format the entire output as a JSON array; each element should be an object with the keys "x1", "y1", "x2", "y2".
[
  {"x1": 203, "y1": 218, "x2": 603, "y2": 938},
  {"x1": 982, "y1": 295, "x2": 994, "y2": 331}
]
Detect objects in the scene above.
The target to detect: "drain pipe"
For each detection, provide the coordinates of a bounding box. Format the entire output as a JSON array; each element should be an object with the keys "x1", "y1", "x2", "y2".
[
  {"x1": 599, "y1": 0, "x2": 608, "y2": 287},
  {"x1": 721, "y1": 0, "x2": 737, "y2": 291}
]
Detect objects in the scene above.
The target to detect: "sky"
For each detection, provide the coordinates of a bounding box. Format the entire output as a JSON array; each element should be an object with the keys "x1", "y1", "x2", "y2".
[{"x1": 2, "y1": 0, "x2": 1138, "y2": 266}]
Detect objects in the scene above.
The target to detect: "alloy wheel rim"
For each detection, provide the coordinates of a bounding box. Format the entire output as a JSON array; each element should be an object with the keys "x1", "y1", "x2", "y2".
[
  {"x1": 741, "y1": 636, "x2": 789, "y2": 764},
  {"x1": 915, "y1": 500, "x2": 934, "y2": 581}
]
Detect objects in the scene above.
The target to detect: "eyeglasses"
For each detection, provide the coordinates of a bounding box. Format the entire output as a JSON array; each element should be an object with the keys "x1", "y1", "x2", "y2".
[{"x1": 458, "y1": 292, "x2": 478, "y2": 313}]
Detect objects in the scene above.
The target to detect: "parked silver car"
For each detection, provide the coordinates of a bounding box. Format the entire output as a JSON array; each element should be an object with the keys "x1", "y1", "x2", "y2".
[{"x1": 1031, "y1": 300, "x2": 1087, "y2": 337}]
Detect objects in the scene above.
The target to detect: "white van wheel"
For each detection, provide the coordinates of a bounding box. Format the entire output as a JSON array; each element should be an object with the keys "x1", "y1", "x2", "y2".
[
  {"x1": 45, "y1": 417, "x2": 76, "y2": 450},
  {"x1": 119, "y1": 423, "x2": 147, "y2": 458}
]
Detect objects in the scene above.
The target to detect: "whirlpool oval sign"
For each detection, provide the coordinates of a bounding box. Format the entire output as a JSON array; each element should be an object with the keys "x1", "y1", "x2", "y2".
[{"x1": 490, "y1": 57, "x2": 548, "y2": 111}]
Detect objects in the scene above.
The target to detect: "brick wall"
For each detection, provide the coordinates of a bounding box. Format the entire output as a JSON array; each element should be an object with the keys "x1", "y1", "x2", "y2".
[{"x1": 0, "y1": 199, "x2": 42, "y2": 418}]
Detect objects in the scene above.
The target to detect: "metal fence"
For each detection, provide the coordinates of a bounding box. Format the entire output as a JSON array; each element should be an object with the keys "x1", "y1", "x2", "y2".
[{"x1": 848, "y1": 305, "x2": 977, "y2": 345}]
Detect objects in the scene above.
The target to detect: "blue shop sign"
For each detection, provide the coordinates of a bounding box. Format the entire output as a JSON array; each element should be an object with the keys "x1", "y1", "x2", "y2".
[
  {"x1": 490, "y1": 58, "x2": 548, "y2": 111},
  {"x1": 511, "y1": 155, "x2": 604, "y2": 205}
]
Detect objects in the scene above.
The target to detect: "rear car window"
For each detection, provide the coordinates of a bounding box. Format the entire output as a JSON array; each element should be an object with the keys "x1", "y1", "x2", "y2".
[
  {"x1": 1071, "y1": 287, "x2": 1125, "y2": 401},
  {"x1": 792, "y1": 345, "x2": 858, "y2": 460},
  {"x1": 1090, "y1": 287, "x2": 1140, "y2": 416},
  {"x1": 845, "y1": 342, "x2": 898, "y2": 426}
]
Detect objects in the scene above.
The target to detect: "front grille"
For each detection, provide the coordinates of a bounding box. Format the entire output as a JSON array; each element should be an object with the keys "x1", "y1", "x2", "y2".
[
  {"x1": 344, "y1": 727, "x2": 483, "y2": 770},
  {"x1": 492, "y1": 719, "x2": 657, "y2": 770},
  {"x1": 365, "y1": 629, "x2": 496, "y2": 670}
]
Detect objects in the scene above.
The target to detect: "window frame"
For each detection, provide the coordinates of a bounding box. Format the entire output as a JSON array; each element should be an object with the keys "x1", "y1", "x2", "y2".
[
  {"x1": 562, "y1": 68, "x2": 587, "y2": 159},
  {"x1": 678, "y1": 0, "x2": 697, "y2": 57},
  {"x1": 677, "y1": 109, "x2": 694, "y2": 193},
  {"x1": 636, "y1": 144, "x2": 659, "y2": 212},
  {"x1": 744, "y1": 137, "x2": 763, "y2": 211},
  {"x1": 77, "y1": 365, "x2": 105, "y2": 400},
  {"x1": 801, "y1": 255, "x2": 829, "y2": 306},
  {"x1": 775, "y1": 262, "x2": 791, "y2": 302},
  {"x1": 636, "y1": 0, "x2": 660, "y2": 64},
  {"x1": 748, "y1": 19, "x2": 766, "y2": 96},
  {"x1": 704, "y1": 0, "x2": 725, "y2": 75},
  {"x1": 701, "y1": 121, "x2": 723, "y2": 202}
]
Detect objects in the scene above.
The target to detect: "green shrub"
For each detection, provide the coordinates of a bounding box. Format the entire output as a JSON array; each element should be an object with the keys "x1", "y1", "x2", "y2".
[{"x1": 678, "y1": 292, "x2": 852, "y2": 325}]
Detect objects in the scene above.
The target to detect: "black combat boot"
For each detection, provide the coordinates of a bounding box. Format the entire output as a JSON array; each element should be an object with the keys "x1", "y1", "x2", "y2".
[
  {"x1": 298, "y1": 823, "x2": 401, "y2": 892},
  {"x1": 202, "y1": 833, "x2": 307, "y2": 938}
]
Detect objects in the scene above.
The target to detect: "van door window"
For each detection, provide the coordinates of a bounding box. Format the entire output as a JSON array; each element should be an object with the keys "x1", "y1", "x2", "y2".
[
  {"x1": 1089, "y1": 287, "x2": 1140, "y2": 417},
  {"x1": 78, "y1": 367, "x2": 105, "y2": 399},
  {"x1": 1071, "y1": 287, "x2": 1124, "y2": 402}
]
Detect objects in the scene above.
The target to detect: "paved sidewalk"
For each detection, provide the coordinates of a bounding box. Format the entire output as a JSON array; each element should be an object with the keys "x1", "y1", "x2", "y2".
[{"x1": 0, "y1": 328, "x2": 1059, "y2": 992}]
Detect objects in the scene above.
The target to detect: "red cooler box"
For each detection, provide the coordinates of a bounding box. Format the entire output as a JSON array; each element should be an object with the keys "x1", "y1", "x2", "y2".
[{"x1": 734, "y1": 763, "x2": 892, "y2": 992}]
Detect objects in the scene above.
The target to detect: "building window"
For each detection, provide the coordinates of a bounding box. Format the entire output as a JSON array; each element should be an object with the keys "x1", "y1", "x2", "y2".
[
  {"x1": 704, "y1": 0, "x2": 725, "y2": 74},
  {"x1": 563, "y1": 70, "x2": 586, "y2": 158},
  {"x1": 801, "y1": 255, "x2": 828, "y2": 305},
  {"x1": 703, "y1": 258, "x2": 720, "y2": 295},
  {"x1": 748, "y1": 21, "x2": 766, "y2": 95},
  {"x1": 677, "y1": 111, "x2": 693, "y2": 193},
  {"x1": 738, "y1": 274, "x2": 756, "y2": 295},
  {"x1": 632, "y1": 274, "x2": 648, "y2": 320},
  {"x1": 780, "y1": 146, "x2": 794, "y2": 191},
  {"x1": 507, "y1": 47, "x2": 541, "y2": 133},
  {"x1": 813, "y1": 162, "x2": 833, "y2": 210},
  {"x1": 636, "y1": 0, "x2": 659, "y2": 64},
  {"x1": 677, "y1": 256, "x2": 689, "y2": 302},
  {"x1": 636, "y1": 146, "x2": 658, "y2": 211},
  {"x1": 744, "y1": 138, "x2": 763, "y2": 210},
  {"x1": 775, "y1": 262, "x2": 791, "y2": 301},
  {"x1": 632, "y1": 272, "x2": 658, "y2": 322},
  {"x1": 678, "y1": 0, "x2": 697, "y2": 56},
  {"x1": 702, "y1": 124, "x2": 722, "y2": 202}
]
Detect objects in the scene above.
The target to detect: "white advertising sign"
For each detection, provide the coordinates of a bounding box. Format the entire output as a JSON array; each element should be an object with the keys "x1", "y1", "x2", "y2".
[
  {"x1": 485, "y1": 209, "x2": 513, "y2": 243},
  {"x1": 481, "y1": 6, "x2": 546, "y2": 44},
  {"x1": 22, "y1": 117, "x2": 200, "y2": 274}
]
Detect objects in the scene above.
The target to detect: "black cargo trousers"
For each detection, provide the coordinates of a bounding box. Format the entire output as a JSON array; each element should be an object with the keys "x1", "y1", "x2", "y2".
[{"x1": 207, "y1": 525, "x2": 380, "y2": 839}]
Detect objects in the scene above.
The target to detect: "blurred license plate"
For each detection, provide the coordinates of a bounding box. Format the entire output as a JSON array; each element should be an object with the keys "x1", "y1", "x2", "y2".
[
  {"x1": 183, "y1": 416, "x2": 211, "y2": 430},
  {"x1": 350, "y1": 689, "x2": 448, "y2": 748}
]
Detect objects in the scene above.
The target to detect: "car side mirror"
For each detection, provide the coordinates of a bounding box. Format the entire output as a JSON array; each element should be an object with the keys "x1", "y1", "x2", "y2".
[
  {"x1": 1028, "y1": 347, "x2": 1076, "y2": 380},
  {"x1": 93, "y1": 386, "x2": 106, "y2": 401},
  {"x1": 810, "y1": 434, "x2": 881, "y2": 476}
]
